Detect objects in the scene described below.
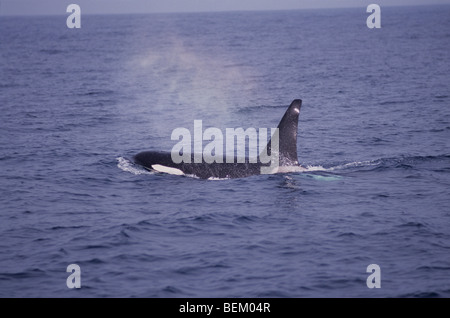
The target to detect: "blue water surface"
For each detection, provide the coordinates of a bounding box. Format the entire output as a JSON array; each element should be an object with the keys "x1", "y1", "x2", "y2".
[{"x1": 0, "y1": 6, "x2": 449, "y2": 297}]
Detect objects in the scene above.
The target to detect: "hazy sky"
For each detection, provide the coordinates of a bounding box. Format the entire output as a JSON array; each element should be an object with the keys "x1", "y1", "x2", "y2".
[{"x1": 1, "y1": 0, "x2": 450, "y2": 15}]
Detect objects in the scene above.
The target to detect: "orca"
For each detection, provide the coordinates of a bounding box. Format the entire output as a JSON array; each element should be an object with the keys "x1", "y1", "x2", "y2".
[{"x1": 134, "y1": 99, "x2": 304, "y2": 179}]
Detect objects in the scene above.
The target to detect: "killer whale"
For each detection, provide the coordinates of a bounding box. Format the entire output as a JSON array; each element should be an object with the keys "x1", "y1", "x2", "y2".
[{"x1": 134, "y1": 99, "x2": 303, "y2": 179}]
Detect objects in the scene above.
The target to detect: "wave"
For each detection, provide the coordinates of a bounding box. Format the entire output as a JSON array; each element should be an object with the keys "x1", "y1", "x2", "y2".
[
  {"x1": 325, "y1": 159, "x2": 382, "y2": 171},
  {"x1": 318, "y1": 154, "x2": 450, "y2": 173},
  {"x1": 116, "y1": 157, "x2": 154, "y2": 175},
  {"x1": 303, "y1": 165, "x2": 327, "y2": 172}
]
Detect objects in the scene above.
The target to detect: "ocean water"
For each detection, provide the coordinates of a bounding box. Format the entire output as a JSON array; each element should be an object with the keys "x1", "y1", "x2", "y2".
[{"x1": 0, "y1": 6, "x2": 450, "y2": 298}]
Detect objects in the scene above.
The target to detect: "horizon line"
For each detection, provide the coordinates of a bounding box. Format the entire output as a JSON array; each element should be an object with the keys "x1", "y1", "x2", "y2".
[{"x1": 0, "y1": 3, "x2": 449, "y2": 17}]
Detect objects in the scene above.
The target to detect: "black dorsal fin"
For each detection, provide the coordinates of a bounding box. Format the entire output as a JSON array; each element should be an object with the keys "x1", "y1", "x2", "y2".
[{"x1": 263, "y1": 99, "x2": 301, "y2": 165}]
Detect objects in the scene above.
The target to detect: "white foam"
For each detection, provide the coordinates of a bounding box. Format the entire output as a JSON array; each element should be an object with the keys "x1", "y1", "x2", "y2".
[
  {"x1": 207, "y1": 176, "x2": 231, "y2": 181},
  {"x1": 326, "y1": 159, "x2": 381, "y2": 171},
  {"x1": 303, "y1": 165, "x2": 327, "y2": 172},
  {"x1": 276, "y1": 165, "x2": 327, "y2": 173},
  {"x1": 116, "y1": 157, "x2": 154, "y2": 175}
]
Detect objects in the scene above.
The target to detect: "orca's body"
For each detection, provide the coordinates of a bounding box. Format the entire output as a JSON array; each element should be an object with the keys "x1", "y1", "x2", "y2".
[{"x1": 134, "y1": 99, "x2": 303, "y2": 179}]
